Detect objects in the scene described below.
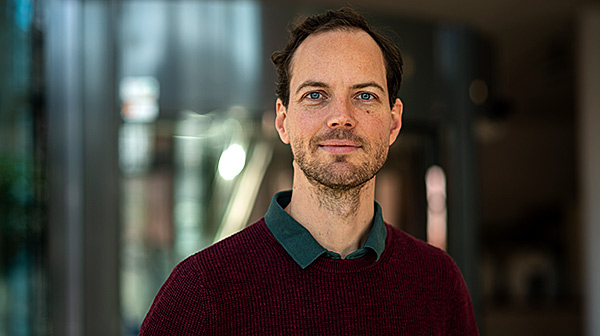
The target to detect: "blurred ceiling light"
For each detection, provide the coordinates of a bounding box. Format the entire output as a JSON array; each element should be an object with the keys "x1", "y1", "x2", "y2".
[{"x1": 218, "y1": 144, "x2": 246, "y2": 180}]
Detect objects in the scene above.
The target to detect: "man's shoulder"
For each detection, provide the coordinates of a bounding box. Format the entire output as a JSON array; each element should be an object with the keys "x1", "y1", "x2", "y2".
[
  {"x1": 168, "y1": 217, "x2": 296, "y2": 297},
  {"x1": 191, "y1": 218, "x2": 270, "y2": 258},
  {"x1": 178, "y1": 218, "x2": 281, "y2": 274},
  {"x1": 384, "y1": 224, "x2": 460, "y2": 272}
]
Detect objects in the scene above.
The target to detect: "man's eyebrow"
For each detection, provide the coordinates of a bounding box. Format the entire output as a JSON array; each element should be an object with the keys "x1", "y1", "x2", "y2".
[
  {"x1": 294, "y1": 81, "x2": 386, "y2": 95},
  {"x1": 351, "y1": 82, "x2": 385, "y2": 92},
  {"x1": 295, "y1": 81, "x2": 329, "y2": 95}
]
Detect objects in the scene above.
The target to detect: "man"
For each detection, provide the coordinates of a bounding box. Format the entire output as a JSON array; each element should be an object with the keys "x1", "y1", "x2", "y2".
[{"x1": 140, "y1": 7, "x2": 478, "y2": 335}]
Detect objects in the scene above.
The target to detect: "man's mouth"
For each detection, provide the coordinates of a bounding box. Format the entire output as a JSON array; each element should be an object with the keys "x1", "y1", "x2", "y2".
[{"x1": 318, "y1": 140, "x2": 361, "y2": 154}]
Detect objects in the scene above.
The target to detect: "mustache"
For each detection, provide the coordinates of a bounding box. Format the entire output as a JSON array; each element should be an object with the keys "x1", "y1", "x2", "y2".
[{"x1": 310, "y1": 129, "x2": 366, "y2": 147}]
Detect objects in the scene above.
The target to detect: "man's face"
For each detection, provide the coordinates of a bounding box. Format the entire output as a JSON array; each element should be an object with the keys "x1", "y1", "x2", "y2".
[{"x1": 275, "y1": 29, "x2": 402, "y2": 190}]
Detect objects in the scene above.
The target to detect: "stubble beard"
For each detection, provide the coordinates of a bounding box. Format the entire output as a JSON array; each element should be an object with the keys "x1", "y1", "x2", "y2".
[{"x1": 291, "y1": 129, "x2": 389, "y2": 215}]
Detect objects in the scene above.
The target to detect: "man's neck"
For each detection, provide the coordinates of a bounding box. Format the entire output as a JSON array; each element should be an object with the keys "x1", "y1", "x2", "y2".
[{"x1": 285, "y1": 164, "x2": 377, "y2": 259}]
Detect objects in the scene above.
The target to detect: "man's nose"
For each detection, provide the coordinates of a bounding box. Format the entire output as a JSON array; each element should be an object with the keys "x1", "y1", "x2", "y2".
[{"x1": 326, "y1": 98, "x2": 357, "y2": 129}]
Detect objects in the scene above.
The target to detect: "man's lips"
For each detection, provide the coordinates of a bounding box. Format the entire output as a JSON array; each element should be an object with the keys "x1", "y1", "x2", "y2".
[{"x1": 318, "y1": 140, "x2": 361, "y2": 154}]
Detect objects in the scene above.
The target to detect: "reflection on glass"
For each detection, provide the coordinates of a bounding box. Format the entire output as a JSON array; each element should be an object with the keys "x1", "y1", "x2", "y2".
[
  {"x1": 119, "y1": 105, "x2": 273, "y2": 334},
  {"x1": 117, "y1": 1, "x2": 266, "y2": 333}
]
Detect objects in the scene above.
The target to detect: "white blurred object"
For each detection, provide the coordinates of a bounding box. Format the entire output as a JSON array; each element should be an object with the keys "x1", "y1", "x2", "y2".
[
  {"x1": 218, "y1": 144, "x2": 246, "y2": 181},
  {"x1": 120, "y1": 76, "x2": 160, "y2": 123}
]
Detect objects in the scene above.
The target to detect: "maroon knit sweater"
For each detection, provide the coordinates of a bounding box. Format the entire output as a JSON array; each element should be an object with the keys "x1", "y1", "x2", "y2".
[{"x1": 140, "y1": 219, "x2": 479, "y2": 335}]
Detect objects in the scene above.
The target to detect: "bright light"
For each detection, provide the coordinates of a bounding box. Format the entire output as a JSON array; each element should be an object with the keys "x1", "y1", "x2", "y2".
[
  {"x1": 426, "y1": 165, "x2": 447, "y2": 251},
  {"x1": 218, "y1": 144, "x2": 246, "y2": 180}
]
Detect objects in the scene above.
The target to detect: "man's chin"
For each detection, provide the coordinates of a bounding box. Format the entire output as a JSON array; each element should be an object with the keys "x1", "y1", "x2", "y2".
[
  {"x1": 305, "y1": 169, "x2": 373, "y2": 191},
  {"x1": 294, "y1": 152, "x2": 383, "y2": 191}
]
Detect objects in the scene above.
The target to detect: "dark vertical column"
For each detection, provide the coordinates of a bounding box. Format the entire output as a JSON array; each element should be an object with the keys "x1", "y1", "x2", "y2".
[{"x1": 435, "y1": 25, "x2": 482, "y2": 326}]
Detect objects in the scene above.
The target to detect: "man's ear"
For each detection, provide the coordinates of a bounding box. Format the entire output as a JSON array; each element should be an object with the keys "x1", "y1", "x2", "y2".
[
  {"x1": 388, "y1": 98, "x2": 403, "y2": 146},
  {"x1": 275, "y1": 98, "x2": 290, "y2": 144}
]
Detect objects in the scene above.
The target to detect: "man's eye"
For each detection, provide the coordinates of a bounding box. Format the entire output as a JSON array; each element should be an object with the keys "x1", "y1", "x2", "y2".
[
  {"x1": 358, "y1": 92, "x2": 374, "y2": 100},
  {"x1": 308, "y1": 92, "x2": 323, "y2": 100}
]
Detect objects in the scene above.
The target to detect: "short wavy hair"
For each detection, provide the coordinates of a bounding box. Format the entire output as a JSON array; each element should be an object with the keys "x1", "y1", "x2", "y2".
[{"x1": 271, "y1": 7, "x2": 403, "y2": 109}]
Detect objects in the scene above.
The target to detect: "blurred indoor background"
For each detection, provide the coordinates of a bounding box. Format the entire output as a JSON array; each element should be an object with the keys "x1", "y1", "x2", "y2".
[{"x1": 1, "y1": 0, "x2": 599, "y2": 335}]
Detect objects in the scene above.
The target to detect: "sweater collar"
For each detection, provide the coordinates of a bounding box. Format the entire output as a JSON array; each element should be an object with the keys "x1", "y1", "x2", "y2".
[{"x1": 264, "y1": 190, "x2": 386, "y2": 269}]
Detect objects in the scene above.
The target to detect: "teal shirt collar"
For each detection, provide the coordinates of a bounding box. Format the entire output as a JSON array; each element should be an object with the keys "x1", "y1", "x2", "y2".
[{"x1": 264, "y1": 190, "x2": 387, "y2": 269}]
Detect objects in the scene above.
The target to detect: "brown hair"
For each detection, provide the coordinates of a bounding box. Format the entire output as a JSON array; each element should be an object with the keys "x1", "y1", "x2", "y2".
[{"x1": 271, "y1": 7, "x2": 403, "y2": 108}]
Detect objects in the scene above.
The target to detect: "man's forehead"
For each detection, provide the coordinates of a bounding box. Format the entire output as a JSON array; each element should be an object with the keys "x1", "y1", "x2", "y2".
[
  {"x1": 288, "y1": 29, "x2": 387, "y2": 91},
  {"x1": 292, "y1": 29, "x2": 380, "y2": 63}
]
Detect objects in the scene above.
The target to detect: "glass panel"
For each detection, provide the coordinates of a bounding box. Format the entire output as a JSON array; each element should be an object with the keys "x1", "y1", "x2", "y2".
[
  {"x1": 117, "y1": 2, "x2": 266, "y2": 333},
  {"x1": 119, "y1": 108, "x2": 270, "y2": 334}
]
